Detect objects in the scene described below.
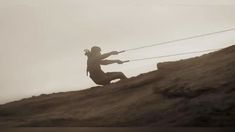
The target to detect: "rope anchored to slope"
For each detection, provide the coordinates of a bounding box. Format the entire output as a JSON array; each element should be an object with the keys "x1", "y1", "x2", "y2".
[
  {"x1": 114, "y1": 28, "x2": 235, "y2": 63},
  {"x1": 121, "y1": 48, "x2": 221, "y2": 63},
  {"x1": 121, "y1": 28, "x2": 235, "y2": 52}
]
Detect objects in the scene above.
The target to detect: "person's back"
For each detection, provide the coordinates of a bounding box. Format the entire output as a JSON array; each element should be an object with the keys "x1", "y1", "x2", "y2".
[
  {"x1": 85, "y1": 46, "x2": 127, "y2": 85},
  {"x1": 86, "y1": 51, "x2": 107, "y2": 84}
]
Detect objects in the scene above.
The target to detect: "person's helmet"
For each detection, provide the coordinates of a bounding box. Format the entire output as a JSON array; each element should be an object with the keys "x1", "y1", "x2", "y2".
[{"x1": 91, "y1": 46, "x2": 101, "y2": 53}]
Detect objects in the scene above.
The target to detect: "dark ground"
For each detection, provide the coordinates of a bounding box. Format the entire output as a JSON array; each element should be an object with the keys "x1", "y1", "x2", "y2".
[{"x1": 0, "y1": 45, "x2": 234, "y2": 127}]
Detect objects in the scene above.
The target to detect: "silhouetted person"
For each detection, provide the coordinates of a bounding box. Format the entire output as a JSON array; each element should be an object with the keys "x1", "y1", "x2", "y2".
[{"x1": 85, "y1": 46, "x2": 127, "y2": 85}]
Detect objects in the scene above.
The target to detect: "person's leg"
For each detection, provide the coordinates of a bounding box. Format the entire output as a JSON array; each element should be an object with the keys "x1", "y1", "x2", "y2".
[
  {"x1": 106, "y1": 72, "x2": 127, "y2": 81},
  {"x1": 90, "y1": 73, "x2": 111, "y2": 85},
  {"x1": 95, "y1": 72, "x2": 127, "y2": 85}
]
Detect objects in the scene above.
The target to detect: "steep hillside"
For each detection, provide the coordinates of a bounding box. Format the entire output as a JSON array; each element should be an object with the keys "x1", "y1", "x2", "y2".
[{"x1": 0, "y1": 45, "x2": 234, "y2": 127}]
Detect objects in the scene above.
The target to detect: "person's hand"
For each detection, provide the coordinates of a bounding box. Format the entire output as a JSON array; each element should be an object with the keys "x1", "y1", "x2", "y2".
[
  {"x1": 116, "y1": 60, "x2": 124, "y2": 64},
  {"x1": 111, "y1": 51, "x2": 119, "y2": 55}
]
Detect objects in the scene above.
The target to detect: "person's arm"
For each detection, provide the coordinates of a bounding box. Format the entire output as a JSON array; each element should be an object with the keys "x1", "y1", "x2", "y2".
[
  {"x1": 98, "y1": 51, "x2": 119, "y2": 60},
  {"x1": 100, "y1": 60, "x2": 123, "y2": 65}
]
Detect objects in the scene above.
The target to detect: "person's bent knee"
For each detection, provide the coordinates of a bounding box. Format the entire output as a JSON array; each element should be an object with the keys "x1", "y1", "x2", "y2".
[{"x1": 119, "y1": 72, "x2": 127, "y2": 79}]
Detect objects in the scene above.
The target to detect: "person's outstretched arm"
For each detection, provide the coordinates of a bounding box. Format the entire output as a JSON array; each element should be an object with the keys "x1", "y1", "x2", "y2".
[
  {"x1": 98, "y1": 51, "x2": 119, "y2": 60},
  {"x1": 100, "y1": 60, "x2": 124, "y2": 65}
]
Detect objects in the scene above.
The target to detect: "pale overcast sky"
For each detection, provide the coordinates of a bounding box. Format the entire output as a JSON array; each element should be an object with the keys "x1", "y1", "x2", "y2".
[{"x1": 0, "y1": 0, "x2": 235, "y2": 104}]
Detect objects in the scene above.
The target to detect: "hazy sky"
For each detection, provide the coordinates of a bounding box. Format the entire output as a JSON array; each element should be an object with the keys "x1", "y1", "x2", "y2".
[{"x1": 1, "y1": 0, "x2": 235, "y2": 104}]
